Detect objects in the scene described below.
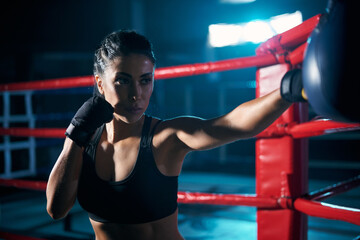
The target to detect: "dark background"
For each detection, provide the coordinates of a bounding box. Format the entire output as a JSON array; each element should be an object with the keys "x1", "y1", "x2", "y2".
[{"x1": 1, "y1": 0, "x2": 359, "y2": 180}]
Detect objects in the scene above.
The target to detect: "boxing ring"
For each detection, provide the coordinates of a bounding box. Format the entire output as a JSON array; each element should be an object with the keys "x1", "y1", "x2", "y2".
[{"x1": 0, "y1": 14, "x2": 359, "y2": 240}]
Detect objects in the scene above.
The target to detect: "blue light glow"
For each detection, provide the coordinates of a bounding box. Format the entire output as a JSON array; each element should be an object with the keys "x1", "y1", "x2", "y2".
[
  {"x1": 243, "y1": 20, "x2": 274, "y2": 43},
  {"x1": 208, "y1": 24, "x2": 244, "y2": 47},
  {"x1": 208, "y1": 11, "x2": 302, "y2": 47}
]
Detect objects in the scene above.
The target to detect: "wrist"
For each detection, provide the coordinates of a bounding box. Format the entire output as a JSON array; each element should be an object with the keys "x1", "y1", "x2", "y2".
[
  {"x1": 65, "y1": 123, "x2": 93, "y2": 147},
  {"x1": 280, "y1": 69, "x2": 307, "y2": 102}
]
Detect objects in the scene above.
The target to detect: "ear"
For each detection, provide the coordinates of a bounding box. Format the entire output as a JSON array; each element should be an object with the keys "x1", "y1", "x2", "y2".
[{"x1": 95, "y1": 75, "x2": 104, "y2": 95}]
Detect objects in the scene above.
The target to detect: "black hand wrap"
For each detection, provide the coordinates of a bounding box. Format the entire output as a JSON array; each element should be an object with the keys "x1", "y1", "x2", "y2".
[
  {"x1": 280, "y1": 69, "x2": 307, "y2": 103},
  {"x1": 65, "y1": 96, "x2": 114, "y2": 147}
]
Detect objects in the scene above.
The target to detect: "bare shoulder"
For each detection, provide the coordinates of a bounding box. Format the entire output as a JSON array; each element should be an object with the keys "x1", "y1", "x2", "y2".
[
  {"x1": 149, "y1": 116, "x2": 203, "y2": 172},
  {"x1": 153, "y1": 115, "x2": 205, "y2": 135},
  {"x1": 151, "y1": 116, "x2": 205, "y2": 151}
]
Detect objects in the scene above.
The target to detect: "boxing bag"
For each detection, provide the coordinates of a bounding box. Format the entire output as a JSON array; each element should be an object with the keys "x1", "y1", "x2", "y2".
[{"x1": 302, "y1": 0, "x2": 359, "y2": 122}]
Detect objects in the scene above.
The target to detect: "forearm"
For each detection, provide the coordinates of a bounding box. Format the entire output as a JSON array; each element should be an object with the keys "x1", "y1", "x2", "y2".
[
  {"x1": 221, "y1": 89, "x2": 292, "y2": 138},
  {"x1": 46, "y1": 137, "x2": 84, "y2": 219}
]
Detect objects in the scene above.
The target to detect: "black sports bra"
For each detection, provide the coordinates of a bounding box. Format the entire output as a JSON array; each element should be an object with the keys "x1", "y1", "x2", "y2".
[{"x1": 77, "y1": 115, "x2": 178, "y2": 224}]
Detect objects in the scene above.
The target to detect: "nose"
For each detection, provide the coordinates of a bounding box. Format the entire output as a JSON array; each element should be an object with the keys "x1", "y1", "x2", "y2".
[{"x1": 128, "y1": 82, "x2": 141, "y2": 102}]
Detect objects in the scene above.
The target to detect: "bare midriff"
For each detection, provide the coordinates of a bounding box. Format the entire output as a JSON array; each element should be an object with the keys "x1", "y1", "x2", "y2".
[{"x1": 90, "y1": 209, "x2": 184, "y2": 240}]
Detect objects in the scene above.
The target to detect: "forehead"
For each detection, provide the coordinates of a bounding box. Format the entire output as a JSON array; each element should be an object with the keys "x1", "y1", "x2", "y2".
[{"x1": 106, "y1": 54, "x2": 154, "y2": 77}]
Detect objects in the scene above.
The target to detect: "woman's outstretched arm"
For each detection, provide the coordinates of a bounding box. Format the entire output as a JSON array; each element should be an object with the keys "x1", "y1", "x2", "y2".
[{"x1": 165, "y1": 89, "x2": 291, "y2": 152}]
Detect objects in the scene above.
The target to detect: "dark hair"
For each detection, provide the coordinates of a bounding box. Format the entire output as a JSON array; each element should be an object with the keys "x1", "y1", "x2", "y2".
[{"x1": 93, "y1": 30, "x2": 156, "y2": 97}]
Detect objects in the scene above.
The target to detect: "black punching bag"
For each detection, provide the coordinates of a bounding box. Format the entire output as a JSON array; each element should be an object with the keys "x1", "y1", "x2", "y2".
[{"x1": 302, "y1": 0, "x2": 359, "y2": 122}]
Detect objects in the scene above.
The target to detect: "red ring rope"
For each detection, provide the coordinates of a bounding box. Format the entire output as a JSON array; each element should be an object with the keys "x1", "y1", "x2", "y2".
[
  {"x1": 177, "y1": 192, "x2": 279, "y2": 208},
  {"x1": 0, "y1": 42, "x2": 310, "y2": 93},
  {"x1": 294, "y1": 198, "x2": 360, "y2": 226},
  {"x1": 0, "y1": 119, "x2": 358, "y2": 139},
  {"x1": 0, "y1": 54, "x2": 277, "y2": 92},
  {"x1": 0, "y1": 76, "x2": 94, "y2": 92},
  {"x1": 257, "y1": 119, "x2": 360, "y2": 139},
  {"x1": 0, "y1": 178, "x2": 47, "y2": 191},
  {"x1": 0, "y1": 128, "x2": 65, "y2": 138}
]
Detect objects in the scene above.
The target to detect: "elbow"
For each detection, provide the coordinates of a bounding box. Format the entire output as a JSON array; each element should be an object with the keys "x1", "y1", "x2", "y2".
[
  {"x1": 46, "y1": 197, "x2": 71, "y2": 220},
  {"x1": 46, "y1": 184, "x2": 75, "y2": 220},
  {"x1": 47, "y1": 203, "x2": 67, "y2": 220}
]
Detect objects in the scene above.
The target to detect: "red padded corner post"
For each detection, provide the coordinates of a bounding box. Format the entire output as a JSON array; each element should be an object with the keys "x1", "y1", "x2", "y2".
[{"x1": 255, "y1": 63, "x2": 309, "y2": 240}]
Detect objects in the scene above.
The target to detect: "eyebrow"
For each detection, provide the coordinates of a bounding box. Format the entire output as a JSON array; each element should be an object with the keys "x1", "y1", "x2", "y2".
[{"x1": 116, "y1": 72, "x2": 153, "y2": 78}]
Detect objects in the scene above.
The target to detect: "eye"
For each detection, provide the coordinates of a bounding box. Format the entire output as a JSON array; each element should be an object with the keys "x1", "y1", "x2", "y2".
[
  {"x1": 115, "y1": 78, "x2": 130, "y2": 85},
  {"x1": 140, "y1": 78, "x2": 152, "y2": 85}
]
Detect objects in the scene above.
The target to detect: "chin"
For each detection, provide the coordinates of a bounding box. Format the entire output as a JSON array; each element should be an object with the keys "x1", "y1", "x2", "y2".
[{"x1": 116, "y1": 112, "x2": 145, "y2": 124}]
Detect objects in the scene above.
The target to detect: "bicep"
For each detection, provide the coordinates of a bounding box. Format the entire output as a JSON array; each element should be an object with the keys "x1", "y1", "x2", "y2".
[{"x1": 166, "y1": 115, "x2": 244, "y2": 152}]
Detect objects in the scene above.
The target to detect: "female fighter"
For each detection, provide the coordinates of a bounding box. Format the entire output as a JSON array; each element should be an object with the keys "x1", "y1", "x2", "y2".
[{"x1": 46, "y1": 30, "x2": 302, "y2": 240}]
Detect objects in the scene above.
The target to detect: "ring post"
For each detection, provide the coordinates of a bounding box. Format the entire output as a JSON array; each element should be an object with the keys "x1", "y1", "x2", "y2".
[{"x1": 256, "y1": 63, "x2": 309, "y2": 240}]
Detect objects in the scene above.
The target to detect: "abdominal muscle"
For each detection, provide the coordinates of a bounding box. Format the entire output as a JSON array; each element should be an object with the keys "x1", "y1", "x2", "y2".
[{"x1": 90, "y1": 208, "x2": 184, "y2": 240}]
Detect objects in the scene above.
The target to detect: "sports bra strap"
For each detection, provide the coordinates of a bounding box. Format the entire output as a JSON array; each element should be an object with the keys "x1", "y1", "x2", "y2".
[
  {"x1": 148, "y1": 119, "x2": 163, "y2": 147},
  {"x1": 141, "y1": 115, "x2": 163, "y2": 149},
  {"x1": 140, "y1": 115, "x2": 153, "y2": 148}
]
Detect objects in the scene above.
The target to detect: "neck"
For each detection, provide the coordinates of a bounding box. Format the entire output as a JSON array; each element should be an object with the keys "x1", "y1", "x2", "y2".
[{"x1": 105, "y1": 114, "x2": 145, "y2": 143}]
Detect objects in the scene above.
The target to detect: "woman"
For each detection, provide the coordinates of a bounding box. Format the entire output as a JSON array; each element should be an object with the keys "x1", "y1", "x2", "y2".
[{"x1": 46, "y1": 30, "x2": 300, "y2": 240}]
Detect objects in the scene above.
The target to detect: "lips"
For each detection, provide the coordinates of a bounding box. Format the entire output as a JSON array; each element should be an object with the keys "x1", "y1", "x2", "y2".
[{"x1": 125, "y1": 106, "x2": 143, "y2": 114}]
